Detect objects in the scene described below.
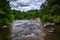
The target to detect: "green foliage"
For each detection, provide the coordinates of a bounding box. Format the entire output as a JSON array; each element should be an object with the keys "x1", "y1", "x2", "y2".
[
  {"x1": 0, "y1": 0, "x2": 60, "y2": 28},
  {"x1": 39, "y1": 0, "x2": 60, "y2": 23},
  {"x1": 50, "y1": 5, "x2": 60, "y2": 15},
  {"x1": 0, "y1": 0, "x2": 13, "y2": 27},
  {"x1": 11, "y1": 10, "x2": 40, "y2": 20}
]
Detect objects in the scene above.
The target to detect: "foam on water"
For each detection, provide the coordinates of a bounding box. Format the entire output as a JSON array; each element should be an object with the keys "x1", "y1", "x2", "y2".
[{"x1": 11, "y1": 20, "x2": 44, "y2": 40}]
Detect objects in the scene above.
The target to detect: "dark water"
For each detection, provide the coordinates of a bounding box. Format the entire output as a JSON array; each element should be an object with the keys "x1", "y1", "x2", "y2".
[
  {"x1": 45, "y1": 24, "x2": 60, "y2": 40},
  {"x1": 0, "y1": 28, "x2": 11, "y2": 40},
  {"x1": 0, "y1": 24, "x2": 60, "y2": 40}
]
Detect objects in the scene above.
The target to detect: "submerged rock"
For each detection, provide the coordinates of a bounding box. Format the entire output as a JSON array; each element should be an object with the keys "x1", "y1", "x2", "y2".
[{"x1": 1, "y1": 25, "x2": 9, "y2": 29}]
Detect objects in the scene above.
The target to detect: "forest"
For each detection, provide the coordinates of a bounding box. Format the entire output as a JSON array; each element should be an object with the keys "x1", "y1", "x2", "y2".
[{"x1": 0, "y1": 0, "x2": 60, "y2": 27}]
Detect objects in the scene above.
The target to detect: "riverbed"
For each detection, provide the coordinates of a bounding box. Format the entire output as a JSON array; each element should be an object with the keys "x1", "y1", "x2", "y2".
[{"x1": 0, "y1": 20, "x2": 60, "y2": 40}]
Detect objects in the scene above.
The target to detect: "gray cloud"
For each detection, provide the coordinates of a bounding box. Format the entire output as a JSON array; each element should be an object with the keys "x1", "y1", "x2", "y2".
[{"x1": 10, "y1": 0, "x2": 46, "y2": 12}]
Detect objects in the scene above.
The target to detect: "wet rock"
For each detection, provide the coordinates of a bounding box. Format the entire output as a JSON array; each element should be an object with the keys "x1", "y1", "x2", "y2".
[{"x1": 43, "y1": 22, "x2": 55, "y2": 27}]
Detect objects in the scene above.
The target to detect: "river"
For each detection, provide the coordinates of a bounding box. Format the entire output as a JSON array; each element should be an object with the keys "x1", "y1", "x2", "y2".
[{"x1": 0, "y1": 20, "x2": 60, "y2": 40}]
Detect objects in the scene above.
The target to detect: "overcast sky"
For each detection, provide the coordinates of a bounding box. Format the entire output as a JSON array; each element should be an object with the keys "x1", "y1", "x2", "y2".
[{"x1": 10, "y1": 0, "x2": 46, "y2": 12}]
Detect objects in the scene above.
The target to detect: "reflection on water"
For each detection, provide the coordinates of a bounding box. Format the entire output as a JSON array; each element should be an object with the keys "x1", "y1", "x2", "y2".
[
  {"x1": 0, "y1": 20, "x2": 60, "y2": 40},
  {"x1": 0, "y1": 28, "x2": 11, "y2": 40},
  {"x1": 45, "y1": 24, "x2": 60, "y2": 40}
]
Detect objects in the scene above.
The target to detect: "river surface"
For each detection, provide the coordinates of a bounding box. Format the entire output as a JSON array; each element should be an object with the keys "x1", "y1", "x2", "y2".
[{"x1": 0, "y1": 20, "x2": 60, "y2": 40}]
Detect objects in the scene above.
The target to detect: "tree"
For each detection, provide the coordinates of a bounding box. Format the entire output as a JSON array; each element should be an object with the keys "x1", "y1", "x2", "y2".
[
  {"x1": 0, "y1": 0, "x2": 13, "y2": 27},
  {"x1": 39, "y1": 0, "x2": 60, "y2": 23}
]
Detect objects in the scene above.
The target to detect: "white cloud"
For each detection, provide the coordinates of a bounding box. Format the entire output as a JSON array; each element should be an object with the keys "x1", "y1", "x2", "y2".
[
  {"x1": 10, "y1": 0, "x2": 46, "y2": 12},
  {"x1": 17, "y1": 0, "x2": 30, "y2": 3}
]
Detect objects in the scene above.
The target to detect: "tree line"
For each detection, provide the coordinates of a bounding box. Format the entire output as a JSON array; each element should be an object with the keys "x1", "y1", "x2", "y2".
[{"x1": 0, "y1": 0, "x2": 60, "y2": 27}]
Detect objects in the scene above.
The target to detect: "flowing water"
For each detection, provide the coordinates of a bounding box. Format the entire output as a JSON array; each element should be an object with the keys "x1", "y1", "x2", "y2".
[
  {"x1": 0, "y1": 20, "x2": 60, "y2": 40},
  {"x1": 11, "y1": 20, "x2": 45, "y2": 40}
]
